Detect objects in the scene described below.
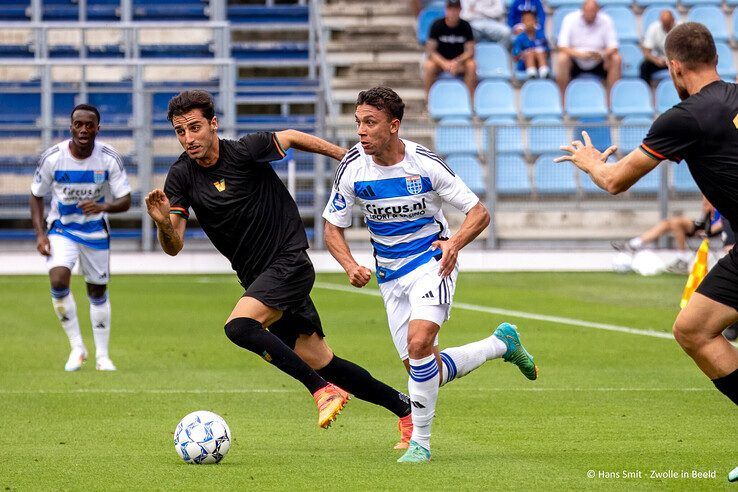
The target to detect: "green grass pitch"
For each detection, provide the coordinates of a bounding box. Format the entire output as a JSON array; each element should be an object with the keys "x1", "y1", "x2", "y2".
[{"x1": 0, "y1": 272, "x2": 733, "y2": 490}]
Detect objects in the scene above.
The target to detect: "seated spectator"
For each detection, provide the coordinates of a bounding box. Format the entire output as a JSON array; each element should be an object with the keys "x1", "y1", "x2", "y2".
[
  {"x1": 555, "y1": 0, "x2": 621, "y2": 104},
  {"x1": 424, "y1": 0, "x2": 477, "y2": 99},
  {"x1": 461, "y1": 0, "x2": 511, "y2": 44},
  {"x1": 508, "y1": 0, "x2": 545, "y2": 35},
  {"x1": 640, "y1": 10, "x2": 676, "y2": 84},
  {"x1": 512, "y1": 10, "x2": 550, "y2": 79},
  {"x1": 611, "y1": 197, "x2": 722, "y2": 273}
]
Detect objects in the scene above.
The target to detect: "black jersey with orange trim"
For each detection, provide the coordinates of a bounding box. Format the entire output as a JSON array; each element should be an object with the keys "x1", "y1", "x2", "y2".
[
  {"x1": 163, "y1": 132, "x2": 309, "y2": 285},
  {"x1": 640, "y1": 80, "x2": 738, "y2": 225}
]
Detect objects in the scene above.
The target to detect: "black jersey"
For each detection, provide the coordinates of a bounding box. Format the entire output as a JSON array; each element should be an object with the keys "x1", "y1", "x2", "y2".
[
  {"x1": 640, "y1": 80, "x2": 738, "y2": 226},
  {"x1": 429, "y1": 18, "x2": 474, "y2": 61},
  {"x1": 164, "y1": 132, "x2": 309, "y2": 285}
]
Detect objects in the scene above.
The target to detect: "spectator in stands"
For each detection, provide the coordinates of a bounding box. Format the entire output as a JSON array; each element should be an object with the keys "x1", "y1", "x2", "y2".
[
  {"x1": 508, "y1": 0, "x2": 545, "y2": 35},
  {"x1": 512, "y1": 10, "x2": 550, "y2": 79},
  {"x1": 640, "y1": 9, "x2": 676, "y2": 85},
  {"x1": 424, "y1": 0, "x2": 477, "y2": 100},
  {"x1": 556, "y1": 0, "x2": 621, "y2": 104},
  {"x1": 461, "y1": 0, "x2": 511, "y2": 44}
]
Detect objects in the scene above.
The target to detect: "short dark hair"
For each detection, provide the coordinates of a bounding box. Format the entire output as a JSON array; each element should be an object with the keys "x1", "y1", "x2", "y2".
[
  {"x1": 664, "y1": 22, "x2": 717, "y2": 70},
  {"x1": 167, "y1": 90, "x2": 216, "y2": 123},
  {"x1": 71, "y1": 104, "x2": 100, "y2": 124},
  {"x1": 356, "y1": 86, "x2": 405, "y2": 122},
  {"x1": 521, "y1": 9, "x2": 536, "y2": 17}
]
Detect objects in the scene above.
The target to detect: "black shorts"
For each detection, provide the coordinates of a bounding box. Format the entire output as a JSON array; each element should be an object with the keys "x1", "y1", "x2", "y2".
[
  {"x1": 241, "y1": 249, "x2": 324, "y2": 348},
  {"x1": 723, "y1": 219, "x2": 735, "y2": 247},
  {"x1": 696, "y1": 246, "x2": 738, "y2": 311},
  {"x1": 571, "y1": 61, "x2": 607, "y2": 80}
]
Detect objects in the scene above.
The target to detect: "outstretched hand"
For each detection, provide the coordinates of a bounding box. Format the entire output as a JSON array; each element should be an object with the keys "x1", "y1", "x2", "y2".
[
  {"x1": 145, "y1": 189, "x2": 171, "y2": 224},
  {"x1": 554, "y1": 131, "x2": 617, "y2": 172}
]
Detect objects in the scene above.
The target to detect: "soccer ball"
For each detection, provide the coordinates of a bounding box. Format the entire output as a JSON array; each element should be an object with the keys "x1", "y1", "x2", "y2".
[
  {"x1": 612, "y1": 252, "x2": 633, "y2": 273},
  {"x1": 174, "y1": 410, "x2": 231, "y2": 464}
]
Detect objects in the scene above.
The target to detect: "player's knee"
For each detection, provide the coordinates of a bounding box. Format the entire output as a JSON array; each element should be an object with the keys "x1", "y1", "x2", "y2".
[
  {"x1": 672, "y1": 315, "x2": 704, "y2": 352},
  {"x1": 224, "y1": 317, "x2": 264, "y2": 350},
  {"x1": 407, "y1": 336, "x2": 434, "y2": 359}
]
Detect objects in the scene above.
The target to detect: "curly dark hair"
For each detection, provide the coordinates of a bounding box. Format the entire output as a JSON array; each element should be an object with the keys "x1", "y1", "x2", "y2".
[
  {"x1": 71, "y1": 104, "x2": 100, "y2": 124},
  {"x1": 356, "y1": 86, "x2": 405, "y2": 122},
  {"x1": 166, "y1": 90, "x2": 216, "y2": 123}
]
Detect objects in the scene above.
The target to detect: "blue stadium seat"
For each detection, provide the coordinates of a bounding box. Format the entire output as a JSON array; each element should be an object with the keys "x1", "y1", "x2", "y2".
[
  {"x1": 0, "y1": 4, "x2": 29, "y2": 20},
  {"x1": 535, "y1": 153, "x2": 577, "y2": 193},
  {"x1": 53, "y1": 93, "x2": 76, "y2": 121},
  {"x1": 134, "y1": 3, "x2": 207, "y2": 20},
  {"x1": 552, "y1": 8, "x2": 577, "y2": 43},
  {"x1": 610, "y1": 79, "x2": 654, "y2": 118},
  {"x1": 634, "y1": 0, "x2": 676, "y2": 6},
  {"x1": 680, "y1": 0, "x2": 721, "y2": 7},
  {"x1": 228, "y1": 5, "x2": 309, "y2": 24},
  {"x1": 599, "y1": 0, "x2": 632, "y2": 6},
  {"x1": 446, "y1": 155, "x2": 485, "y2": 195},
  {"x1": 474, "y1": 80, "x2": 516, "y2": 119},
  {"x1": 417, "y1": 5, "x2": 445, "y2": 45},
  {"x1": 232, "y1": 42, "x2": 308, "y2": 61},
  {"x1": 140, "y1": 44, "x2": 212, "y2": 58},
  {"x1": 565, "y1": 79, "x2": 608, "y2": 118},
  {"x1": 641, "y1": 6, "x2": 678, "y2": 37},
  {"x1": 496, "y1": 154, "x2": 530, "y2": 194},
  {"x1": 617, "y1": 116, "x2": 652, "y2": 153},
  {"x1": 528, "y1": 116, "x2": 569, "y2": 155},
  {"x1": 575, "y1": 118, "x2": 613, "y2": 150},
  {"x1": 716, "y1": 42, "x2": 737, "y2": 79},
  {"x1": 0, "y1": 93, "x2": 39, "y2": 123},
  {"x1": 87, "y1": 93, "x2": 132, "y2": 124},
  {"x1": 548, "y1": 0, "x2": 580, "y2": 9},
  {"x1": 475, "y1": 43, "x2": 512, "y2": 79},
  {"x1": 152, "y1": 92, "x2": 178, "y2": 123},
  {"x1": 483, "y1": 116, "x2": 524, "y2": 155},
  {"x1": 734, "y1": 10, "x2": 738, "y2": 41},
  {"x1": 619, "y1": 43, "x2": 643, "y2": 78},
  {"x1": 428, "y1": 80, "x2": 472, "y2": 119},
  {"x1": 656, "y1": 79, "x2": 679, "y2": 112},
  {"x1": 0, "y1": 45, "x2": 33, "y2": 58},
  {"x1": 672, "y1": 162, "x2": 698, "y2": 191},
  {"x1": 602, "y1": 7, "x2": 638, "y2": 43},
  {"x1": 435, "y1": 118, "x2": 477, "y2": 156},
  {"x1": 729, "y1": 0, "x2": 738, "y2": 7},
  {"x1": 687, "y1": 6, "x2": 728, "y2": 42},
  {"x1": 520, "y1": 79, "x2": 562, "y2": 118}
]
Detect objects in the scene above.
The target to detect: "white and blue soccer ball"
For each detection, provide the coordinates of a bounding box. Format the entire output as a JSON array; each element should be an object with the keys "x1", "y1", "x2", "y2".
[{"x1": 174, "y1": 410, "x2": 231, "y2": 464}]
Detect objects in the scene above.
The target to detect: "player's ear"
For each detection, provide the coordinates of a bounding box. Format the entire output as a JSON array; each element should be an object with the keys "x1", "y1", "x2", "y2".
[
  {"x1": 390, "y1": 118, "x2": 400, "y2": 134},
  {"x1": 210, "y1": 115, "x2": 218, "y2": 132}
]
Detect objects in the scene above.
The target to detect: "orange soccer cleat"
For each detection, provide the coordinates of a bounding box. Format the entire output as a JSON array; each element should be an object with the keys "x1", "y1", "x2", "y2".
[
  {"x1": 393, "y1": 414, "x2": 413, "y2": 450},
  {"x1": 313, "y1": 383, "x2": 350, "y2": 429}
]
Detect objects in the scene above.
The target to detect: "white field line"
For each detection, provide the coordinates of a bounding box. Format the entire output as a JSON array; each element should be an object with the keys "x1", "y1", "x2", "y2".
[
  {"x1": 313, "y1": 282, "x2": 675, "y2": 341},
  {"x1": 0, "y1": 387, "x2": 714, "y2": 395}
]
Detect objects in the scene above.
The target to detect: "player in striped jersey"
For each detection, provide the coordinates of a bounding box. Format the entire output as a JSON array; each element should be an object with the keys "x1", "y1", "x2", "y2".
[
  {"x1": 323, "y1": 87, "x2": 538, "y2": 463},
  {"x1": 30, "y1": 104, "x2": 131, "y2": 372}
]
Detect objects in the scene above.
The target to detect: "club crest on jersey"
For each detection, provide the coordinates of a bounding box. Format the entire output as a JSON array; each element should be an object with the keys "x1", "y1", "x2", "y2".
[
  {"x1": 406, "y1": 175, "x2": 423, "y2": 195},
  {"x1": 213, "y1": 179, "x2": 226, "y2": 192},
  {"x1": 93, "y1": 170, "x2": 105, "y2": 184},
  {"x1": 331, "y1": 193, "x2": 346, "y2": 211}
]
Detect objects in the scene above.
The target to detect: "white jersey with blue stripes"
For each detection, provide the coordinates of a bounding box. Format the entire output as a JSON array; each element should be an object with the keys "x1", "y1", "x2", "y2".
[
  {"x1": 30, "y1": 139, "x2": 131, "y2": 250},
  {"x1": 323, "y1": 139, "x2": 479, "y2": 283}
]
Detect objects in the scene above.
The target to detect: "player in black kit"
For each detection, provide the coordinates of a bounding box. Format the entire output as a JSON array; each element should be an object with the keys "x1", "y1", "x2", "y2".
[
  {"x1": 145, "y1": 90, "x2": 413, "y2": 444},
  {"x1": 555, "y1": 23, "x2": 738, "y2": 481}
]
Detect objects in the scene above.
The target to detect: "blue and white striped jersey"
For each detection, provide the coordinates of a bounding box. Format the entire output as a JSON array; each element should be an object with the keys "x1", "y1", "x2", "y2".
[
  {"x1": 31, "y1": 139, "x2": 131, "y2": 250},
  {"x1": 323, "y1": 139, "x2": 479, "y2": 283}
]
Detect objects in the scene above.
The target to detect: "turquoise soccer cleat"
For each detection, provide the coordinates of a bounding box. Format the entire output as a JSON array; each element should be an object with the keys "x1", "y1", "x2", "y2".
[
  {"x1": 493, "y1": 322, "x2": 538, "y2": 380},
  {"x1": 729, "y1": 466, "x2": 738, "y2": 482},
  {"x1": 397, "y1": 440, "x2": 431, "y2": 463}
]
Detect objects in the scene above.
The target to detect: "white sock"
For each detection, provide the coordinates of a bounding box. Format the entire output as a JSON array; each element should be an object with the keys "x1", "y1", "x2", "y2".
[
  {"x1": 538, "y1": 66, "x2": 550, "y2": 78},
  {"x1": 89, "y1": 293, "x2": 111, "y2": 360},
  {"x1": 51, "y1": 289, "x2": 84, "y2": 350},
  {"x1": 439, "y1": 335, "x2": 507, "y2": 386},
  {"x1": 526, "y1": 66, "x2": 537, "y2": 78},
  {"x1": 628, "y1": 237, "x2": 643, "y2": 249},
  {"x1": 408, "y1": 354, "x2": 439, "y2": 451}
]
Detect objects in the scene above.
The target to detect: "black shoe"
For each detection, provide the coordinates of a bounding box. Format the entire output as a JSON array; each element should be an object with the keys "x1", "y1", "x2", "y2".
[
  {"x1": 724, "y1": 323, "x2": 738, "y2": 342},
  {"x1": 611, "y1": 240, "x2": 636, "y2": 253}
]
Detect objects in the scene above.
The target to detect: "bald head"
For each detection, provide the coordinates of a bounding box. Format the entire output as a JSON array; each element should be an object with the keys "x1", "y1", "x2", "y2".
[
  {"x1": 582, "y1": 0, "x2": 599, "y2": 24},
  {"x1": 660, "y1": 10, "x2": 675, "y2": 32}
]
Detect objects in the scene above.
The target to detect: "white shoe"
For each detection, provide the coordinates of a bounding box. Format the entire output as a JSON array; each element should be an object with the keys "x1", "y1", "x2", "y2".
[
  {"x1": 96, "y1": 357, "x2": 117, "y2": 371},
  {"x1": 64, "y1": 347, "x2": 87, "y2": 372}
]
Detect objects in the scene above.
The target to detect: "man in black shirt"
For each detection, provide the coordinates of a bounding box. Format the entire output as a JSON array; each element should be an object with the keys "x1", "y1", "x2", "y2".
[
  {"x1": 556, "y1": 23, "x2": 738, "y2": 481},
  {"x1": 423, "y1": 0, "x2": 477, "y2": 100},
  {"x1": 145, "y1": 91, "x2": 414, "y2": 445}
]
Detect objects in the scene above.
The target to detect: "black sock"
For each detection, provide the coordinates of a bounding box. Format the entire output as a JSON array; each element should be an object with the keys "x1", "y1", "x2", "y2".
[
  {"x1": 318, "y1": 355, "x2": 411, "y2": 418},
  {"x1": 713, "y1": 367, "x2": 738, "y2": 406},
  {"x1": 224, "y1": 317, "x2": 326, "y2": 394}
]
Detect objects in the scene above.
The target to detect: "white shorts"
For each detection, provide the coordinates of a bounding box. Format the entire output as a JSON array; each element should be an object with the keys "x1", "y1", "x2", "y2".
[
  {"x1": 378, "y1": 257, "x2": 459, "y2": 360},
  {"x1": 47, "y1": 233, "x2": 110, "y2": 285}
]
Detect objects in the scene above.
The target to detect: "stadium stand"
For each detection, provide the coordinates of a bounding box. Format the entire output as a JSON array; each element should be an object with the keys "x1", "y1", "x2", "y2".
[
  {"x1": 687, "y1": 6, "x2": 728, "y2": 42},
  {"x1": 619, "y1": 43, "x2": 643, "y2": 79},
  {"x1": 476, "y1": 42, "x2": 512, "y2": 80},
  {"x1": 565, "y1": 79, "x2": 608, "y2": 119},
  {"x1": 520, "y1": 79, "x2": 562, "y2": 118},
  {"x1": 495, "y1": 154, "x2": 530, "y2": 195},
  {"x1": 428, "y1": 79, "x2": 472, "y2": 119},
  {"x1": 435, "y1": 117, "x2": 477, "y2": 156},
  {"x1": 447, "y1": 155, "x2": 486, "y2": 195},
  {"x1": 474, "y1": 80, "x2": 516, "y2": 119},
  {"x1": 610, "y1": 79, "x2": 654, "y2": 118},
  {"x1": 656, "y1": 78, "x2": 680, "y2": 113},
  {"x1": 617, "y1": 116, "x2": 652, "y2": 153},
  {"x1": 535, "y1": 153, "x2": 577, "y2": 194},
  {"x1": 602, "y1": 6, "x2": 638, "y2": 43}
]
